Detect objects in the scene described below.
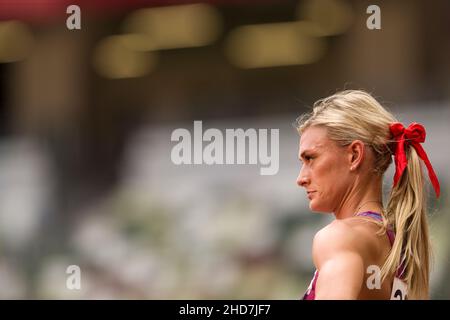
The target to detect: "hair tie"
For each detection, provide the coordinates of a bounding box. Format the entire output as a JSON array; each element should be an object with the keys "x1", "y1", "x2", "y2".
[{"x1": 389, "y1": 122, "x2": 440, "y2": 198}]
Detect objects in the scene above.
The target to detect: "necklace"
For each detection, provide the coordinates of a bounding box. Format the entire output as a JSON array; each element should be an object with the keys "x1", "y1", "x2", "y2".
[{"x1": 353, "y1": 200, "x2": 383, "y2": 217}]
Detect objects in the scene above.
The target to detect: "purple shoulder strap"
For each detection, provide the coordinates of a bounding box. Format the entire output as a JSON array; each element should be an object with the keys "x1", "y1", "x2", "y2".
[{"x1": 356, "y1": 211, "x2": 395, "y2": 246}]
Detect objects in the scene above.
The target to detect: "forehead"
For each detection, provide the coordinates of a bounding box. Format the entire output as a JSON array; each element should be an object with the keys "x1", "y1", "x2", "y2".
[{"x1": 299, "y1": 126, "x2": 331, "y2": 153}]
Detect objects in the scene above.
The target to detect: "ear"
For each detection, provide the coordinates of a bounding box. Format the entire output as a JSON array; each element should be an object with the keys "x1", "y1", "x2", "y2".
[{"x1": 347, "y1": 140, "x2": 365, "y2": 171}]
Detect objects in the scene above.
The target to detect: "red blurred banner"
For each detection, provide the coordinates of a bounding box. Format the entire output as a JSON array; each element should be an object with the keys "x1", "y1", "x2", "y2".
[{"x1": 0, "y1": 0, "x2": 283, "y2": 23}]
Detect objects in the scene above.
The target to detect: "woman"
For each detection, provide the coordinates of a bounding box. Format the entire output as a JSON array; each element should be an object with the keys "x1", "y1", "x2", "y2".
[{"x1": 296, "y1": 90, "x2": 440, "y2": 300}]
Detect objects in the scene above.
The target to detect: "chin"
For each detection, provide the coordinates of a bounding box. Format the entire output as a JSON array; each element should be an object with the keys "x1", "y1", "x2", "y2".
[
  {"x1": 309, "y1": 202, "x2": 321, "y2": 212},
  {"x1": 309, "y1": 201, "x2": 332, "y2": 213}
]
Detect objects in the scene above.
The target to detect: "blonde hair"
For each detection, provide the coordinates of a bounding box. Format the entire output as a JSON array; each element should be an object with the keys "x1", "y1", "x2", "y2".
[{"x1": 296, "y1": 90, "x2": 431, "y2": 299}]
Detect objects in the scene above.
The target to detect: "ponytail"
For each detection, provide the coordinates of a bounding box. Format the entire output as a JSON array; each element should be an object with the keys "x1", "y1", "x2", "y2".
[
  {"x1": 380, "y1": 122, "x2": 440, "y2": 299},
  {"x1": 381, "y1": 146, "x2": 431, "y2": 299}
]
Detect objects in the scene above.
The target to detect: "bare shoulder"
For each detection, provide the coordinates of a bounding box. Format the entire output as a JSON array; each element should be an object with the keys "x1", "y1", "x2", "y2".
[{"x1": 312, "y1": 218, "x2": 382, "y2": 267}]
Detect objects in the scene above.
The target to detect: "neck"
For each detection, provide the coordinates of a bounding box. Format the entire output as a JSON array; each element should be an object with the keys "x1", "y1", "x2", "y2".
[{"x1": 334, "y1": 176, "x2": 383, "y2": 220}]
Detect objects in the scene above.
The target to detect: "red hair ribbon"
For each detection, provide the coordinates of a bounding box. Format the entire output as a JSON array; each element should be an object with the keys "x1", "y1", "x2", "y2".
[{"x1": 389, "y1": 122, "x2": 440, "y2": 198}]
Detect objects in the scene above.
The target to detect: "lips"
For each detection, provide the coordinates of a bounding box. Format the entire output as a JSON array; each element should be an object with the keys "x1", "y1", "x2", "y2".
[{"x1": 307, "y1": 191, "x2": 316, "y2": 199}]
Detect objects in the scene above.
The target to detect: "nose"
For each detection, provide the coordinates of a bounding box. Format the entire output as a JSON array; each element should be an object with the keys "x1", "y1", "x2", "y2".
[{"x1": 296, "y1": 166, "x2": 309, "y2": 187}]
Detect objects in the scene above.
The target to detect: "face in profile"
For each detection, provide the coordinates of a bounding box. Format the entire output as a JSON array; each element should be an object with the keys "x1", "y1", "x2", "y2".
[{"x1": 296, "y1": 126, "x2": 353, "y2": 214}]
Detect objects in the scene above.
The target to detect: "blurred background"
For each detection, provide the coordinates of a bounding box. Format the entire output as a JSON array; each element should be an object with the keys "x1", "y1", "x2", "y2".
[{"x1": 0, "y1": 0, "x2": 449, "y2": 299}]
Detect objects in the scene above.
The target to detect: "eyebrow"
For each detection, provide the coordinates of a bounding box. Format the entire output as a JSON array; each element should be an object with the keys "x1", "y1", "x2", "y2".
[{"x1": 299, "y1": 149, "x2": 313, "y2": 160}]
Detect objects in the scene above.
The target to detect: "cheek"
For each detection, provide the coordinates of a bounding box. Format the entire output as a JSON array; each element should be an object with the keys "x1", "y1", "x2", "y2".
[
  {"x1": 313, "y1": 158, "x2": 343, "y2": 186},
  {"x1": 310, "y1": 159, "x2": 349, "y2": 210}
]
